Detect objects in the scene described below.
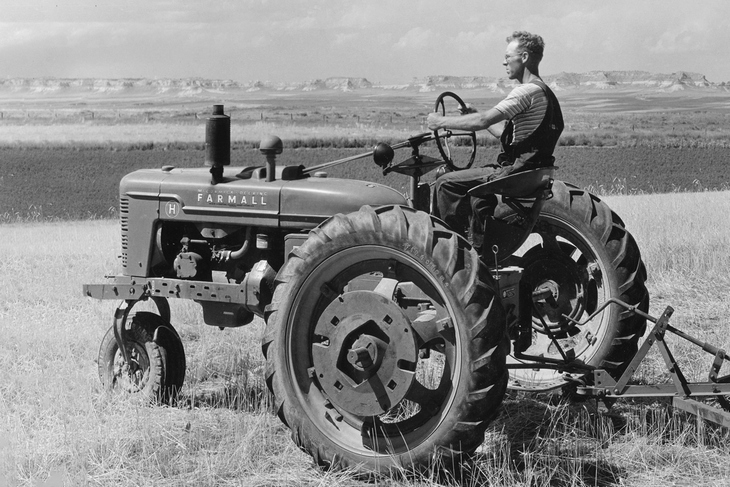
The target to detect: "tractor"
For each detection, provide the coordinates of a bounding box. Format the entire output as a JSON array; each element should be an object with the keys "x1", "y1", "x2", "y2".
[{"x1": 84, "y1": 94, "x2": 651, "y2": 475}]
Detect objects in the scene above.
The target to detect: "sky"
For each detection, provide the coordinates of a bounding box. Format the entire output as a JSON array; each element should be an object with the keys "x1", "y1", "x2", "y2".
[{"x1": 2, "y1": 0, "x2": 730, "y2": 84}]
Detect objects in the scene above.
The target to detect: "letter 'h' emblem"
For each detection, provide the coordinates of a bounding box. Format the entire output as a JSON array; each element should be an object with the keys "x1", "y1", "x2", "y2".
[{"x1": 165, "y1": 202, "x2": 179, "y2": 218}]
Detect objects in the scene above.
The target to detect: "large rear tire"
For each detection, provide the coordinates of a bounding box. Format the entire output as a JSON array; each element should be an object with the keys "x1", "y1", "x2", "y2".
[
  {"x1": 263, "y1": 205, "x2": 508, "y2": 475},
  {"x1": 500, "y1": 181, "x2": 649, "y2": 391}
]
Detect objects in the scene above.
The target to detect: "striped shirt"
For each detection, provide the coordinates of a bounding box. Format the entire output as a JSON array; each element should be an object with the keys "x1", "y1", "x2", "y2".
[{"x1": 494, "y1": 83, "x2": 548, "y2": 145}]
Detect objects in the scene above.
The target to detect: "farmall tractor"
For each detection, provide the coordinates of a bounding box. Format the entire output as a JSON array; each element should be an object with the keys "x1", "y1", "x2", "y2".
[{"x1": 84, "y1": 96, "x2": 652, "y2": 474}]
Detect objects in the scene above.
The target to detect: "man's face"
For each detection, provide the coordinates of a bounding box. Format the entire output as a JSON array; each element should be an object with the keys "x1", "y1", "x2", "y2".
[{"x1": 503, "y1": 40, "x2": 526, "y2": 80}]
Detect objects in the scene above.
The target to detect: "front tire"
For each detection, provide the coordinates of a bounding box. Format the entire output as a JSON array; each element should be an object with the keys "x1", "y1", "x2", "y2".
[
  {"x1": 263, "y1": 205, "x2": 508, "y2": 475},
  {"x1": 98, "y1": 312, "x2": 185, "y2": 403}
]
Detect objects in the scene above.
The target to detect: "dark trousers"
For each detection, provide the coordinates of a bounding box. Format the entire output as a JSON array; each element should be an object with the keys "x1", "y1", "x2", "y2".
[{"x1": 431, "y1": 165, "x2": 500, "y2": 251}]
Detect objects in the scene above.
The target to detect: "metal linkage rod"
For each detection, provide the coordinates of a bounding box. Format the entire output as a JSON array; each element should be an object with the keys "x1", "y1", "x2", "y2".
[{"x1": 302, "y1": 134, "x2": 438, "y2": 175}]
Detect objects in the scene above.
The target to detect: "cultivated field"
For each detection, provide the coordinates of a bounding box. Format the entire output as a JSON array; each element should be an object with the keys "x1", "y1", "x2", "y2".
[
  {"x1": 2, "y1": 145, "x2": 729, "y2": 222},
  {"x1": 1, "y1": 190, "x2": 730, "y2": 486}
]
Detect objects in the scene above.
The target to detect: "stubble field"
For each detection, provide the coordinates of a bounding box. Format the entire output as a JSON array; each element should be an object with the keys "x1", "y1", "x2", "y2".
[{"x1": 2, "y1": 188, "x2": 730, "y2": 486}]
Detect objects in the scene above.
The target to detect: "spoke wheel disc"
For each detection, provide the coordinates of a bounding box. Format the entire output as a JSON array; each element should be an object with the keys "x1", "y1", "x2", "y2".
[
  {"x1": 508, "y1": 217, "x2": 609, "y2": 390},
  {"x1": 287, "y1": 246, "x2": 461, "y2": 454}
]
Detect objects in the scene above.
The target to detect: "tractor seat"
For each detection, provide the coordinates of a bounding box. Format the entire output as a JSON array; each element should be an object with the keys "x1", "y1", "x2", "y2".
[{"x1": 468, "y1": 166, "x2": 556, "y2": 198}]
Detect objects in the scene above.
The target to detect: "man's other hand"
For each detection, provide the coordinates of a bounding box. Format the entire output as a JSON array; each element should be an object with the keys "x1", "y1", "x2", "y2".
[{"x1": 486, "y1": 166, "x2": 514, "y2": 181}]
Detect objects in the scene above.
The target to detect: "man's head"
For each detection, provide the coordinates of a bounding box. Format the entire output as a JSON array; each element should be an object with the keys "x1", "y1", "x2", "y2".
[{"x1": 503, "y1": 31, "x2": 545, "y2": 80}]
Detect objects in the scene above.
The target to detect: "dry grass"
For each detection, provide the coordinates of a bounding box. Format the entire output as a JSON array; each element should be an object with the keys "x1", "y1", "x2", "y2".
[
  {"x1": 603, "y1": 191, "x2": 730, "y2": 384},
  {"x1": 2, "y1": 191, "x2": 730, "y2": 486}
]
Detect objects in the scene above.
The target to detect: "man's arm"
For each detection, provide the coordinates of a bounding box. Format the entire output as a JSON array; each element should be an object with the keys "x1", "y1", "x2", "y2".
[
  {"x1": 486, "y1": 120, "x2": 506, "y2": 139},
  {"x1": 427, "y1": 107, "x2": 507, "y2": 134}
]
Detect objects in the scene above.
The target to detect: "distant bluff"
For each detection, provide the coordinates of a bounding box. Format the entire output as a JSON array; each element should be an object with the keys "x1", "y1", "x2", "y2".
[
  {"x1": 412, "y1": 71, "x2": 722, "y2": 92},
  {"x1": 544, "y1": 71, "x2": 714, "y2": 91},
  {"x1": 0, "y1": 77, "x2": 375, "y2": 96},
  {"x1": 1, "y1": 71, "x2": 727, "y2": 96}
]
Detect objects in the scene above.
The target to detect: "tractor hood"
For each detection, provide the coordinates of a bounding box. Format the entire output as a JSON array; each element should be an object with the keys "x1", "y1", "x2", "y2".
[{"x1": 123, "y1": 166, "x2": 408, "y2": 229}]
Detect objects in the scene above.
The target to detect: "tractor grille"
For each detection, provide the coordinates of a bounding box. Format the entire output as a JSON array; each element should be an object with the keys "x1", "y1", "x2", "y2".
[{"x1": 120, "y1": 196, "x2": 129, "y2": 270}]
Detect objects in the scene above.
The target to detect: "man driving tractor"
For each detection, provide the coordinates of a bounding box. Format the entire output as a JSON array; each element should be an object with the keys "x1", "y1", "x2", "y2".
[{"x1": 427, "y1": 31, "x2": 563, "y2": 253}]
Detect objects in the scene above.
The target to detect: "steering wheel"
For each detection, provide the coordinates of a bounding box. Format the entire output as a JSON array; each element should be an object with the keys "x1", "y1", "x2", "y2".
[{"x1": 433, "y1": 91, "x2": 477, "y2": 171}]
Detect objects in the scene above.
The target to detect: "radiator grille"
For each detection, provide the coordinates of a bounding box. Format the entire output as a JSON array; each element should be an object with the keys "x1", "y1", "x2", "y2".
[{"x1": 119, "y1": 197, "x2": 129, "y2": 269}]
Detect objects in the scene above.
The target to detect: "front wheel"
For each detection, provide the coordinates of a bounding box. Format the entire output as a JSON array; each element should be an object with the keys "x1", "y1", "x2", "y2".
[
  {"x1": 98, "y1": 312, "x2": 185, "y2": 403},
  {"x1": 263, "y1": 205, "x2": 508, "y2": 475}
]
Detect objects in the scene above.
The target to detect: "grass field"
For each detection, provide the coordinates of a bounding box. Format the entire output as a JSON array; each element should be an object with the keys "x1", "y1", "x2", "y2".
[{"x1": 1, "y1": 190, "x2": 730, "y2": 486}]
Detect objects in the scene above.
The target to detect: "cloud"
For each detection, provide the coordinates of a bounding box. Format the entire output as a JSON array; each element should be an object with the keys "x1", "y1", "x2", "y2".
[
  {"x1": 3, "y1": 0, "x2": 730, "y2": 82},
  {"x1": 648, "y1": 23, "x2": 711, "y2": 54},
  {"x1": 281, "y1": 16, "x2": 319, "y2": 31},
  {"x1": 337, "y1": 4, "x2": 386, "y2": 29},
  {"x1": 393, "y1": 27, "x2": 436, "y2": 50},
  {"x1": 0, "y1": 25, "x2": 41, "y2": 48},
  {"x1": 334, "y1": 32, "x2": 359, "y2": 45},
  {"x1": 449, "y1": 30, "x2": 499, "y2": 52}
]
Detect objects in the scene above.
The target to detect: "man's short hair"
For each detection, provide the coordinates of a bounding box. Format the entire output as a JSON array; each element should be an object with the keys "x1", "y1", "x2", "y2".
[{"x1": 507, "y1": 31, "x2": 544, "y2": 63}]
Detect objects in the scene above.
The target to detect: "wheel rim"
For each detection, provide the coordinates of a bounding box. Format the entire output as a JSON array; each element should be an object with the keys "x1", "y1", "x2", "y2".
[
  {"x1": 286, "y1": 245, "x2": 462, "y2": 455},
  {"x1": 507, "y1": 216, "x2": 613, "y2": 390},
  {"x1": 111, "y1": 342, "x2": 151, "y2": 393}
]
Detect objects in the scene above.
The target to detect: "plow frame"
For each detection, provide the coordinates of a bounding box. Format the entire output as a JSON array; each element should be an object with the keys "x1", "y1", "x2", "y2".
[{"x1": 574, "y1": 302, "x2": 730, "y2": 428}]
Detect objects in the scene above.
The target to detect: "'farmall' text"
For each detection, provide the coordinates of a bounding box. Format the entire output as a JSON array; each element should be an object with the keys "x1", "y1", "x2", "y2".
[{"x1": 197, "y1": 191, "x2": 267, "y2": 206}]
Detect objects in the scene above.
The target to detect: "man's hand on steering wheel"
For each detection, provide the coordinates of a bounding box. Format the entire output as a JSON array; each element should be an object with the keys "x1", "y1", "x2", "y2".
[
  {"x1": 426, "y1": 112, "x2": 445, "y2": 131},
  {"x1": 427, "y1": 104, "x2": 477, "y2": 130}
]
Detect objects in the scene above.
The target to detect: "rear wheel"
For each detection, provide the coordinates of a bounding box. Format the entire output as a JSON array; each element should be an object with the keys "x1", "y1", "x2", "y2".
[
  {"x1": 501, "y1": 181, "x2": 649, "y2": 391},
  {"x1": 263, "y1": 205, "x2": 508, "y2": 475}
]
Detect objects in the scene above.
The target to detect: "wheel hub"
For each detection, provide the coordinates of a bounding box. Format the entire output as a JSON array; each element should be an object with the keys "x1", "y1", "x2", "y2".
[
  {"x1": 522, "y1": 249, "x2": 587, "y2": 335},
  {"x1": 346, "y1": 334, "x2": 385, "y2": 373},
  {"x1": 312, "y1": 290, "x2": 418, "y2": 416}
]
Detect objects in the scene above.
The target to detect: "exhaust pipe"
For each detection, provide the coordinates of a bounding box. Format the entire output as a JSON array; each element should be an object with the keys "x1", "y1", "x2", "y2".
[{"x1": 205, "y1": 104, "x2": 230, "y2": 184}]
